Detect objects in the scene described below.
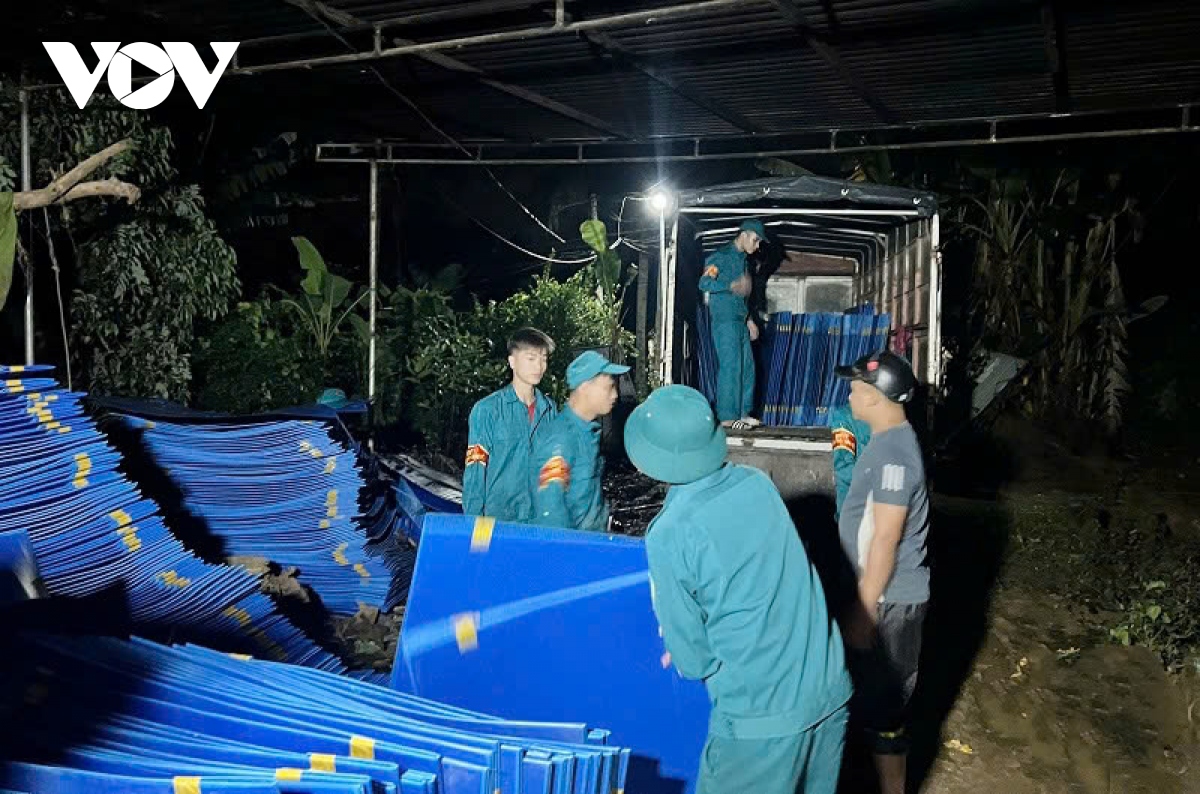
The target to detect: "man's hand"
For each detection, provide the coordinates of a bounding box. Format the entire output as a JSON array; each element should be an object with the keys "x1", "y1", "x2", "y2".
[
  {"x1": 661, "y1": 651, "x2": 672, "y2": 669},
  {"x1": 842, "y1": 599, "x2": 878, "y2": 650},
  {"x1": 730, "y1": 273, "x2": 752, "y2": 297},
  {"x1": 746, "y1": 319, "x2": 760, "y2": 342}
]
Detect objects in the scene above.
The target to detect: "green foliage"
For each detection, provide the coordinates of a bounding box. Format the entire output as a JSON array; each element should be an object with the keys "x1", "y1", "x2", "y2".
[
  {"x1": 1109, "y1": 578, "x2": 1200, "y2": 673},
  {"x1": 579, "y1": 218, "x2": 621, "y2": 304},
  {"x1": 950, "y1": 169, "x2": 1140, "y2": 432},
  {"x1": 0, "y1": 88, "x2": 238, "y2": 400},
  {"x1": 209, "y1": 131, "x2": 311, "y2": 231},
  {"x1": 1011, "y1": 499, "x2": 1200, "y2": 673},
  {"x1": 192, "y1": 298, "x2": 323, "y2": 414},
  {"x1": 339, "y1": 270, "x2": 635, "y2": 457},
  {"x1": 473, "y1": 270, "x2": 634, "y2": 405},
  {"x1": 280, "y1": 236, "x2": 367, "y2": 358},
  {"x1": 70, "y1": 184, "x2": 239, "y2": 399}
]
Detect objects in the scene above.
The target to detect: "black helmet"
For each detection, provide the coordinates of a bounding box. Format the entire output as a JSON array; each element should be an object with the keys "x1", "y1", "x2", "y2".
[{"x1": 835, "y1": 350, "x2": 917, "y2": 404}]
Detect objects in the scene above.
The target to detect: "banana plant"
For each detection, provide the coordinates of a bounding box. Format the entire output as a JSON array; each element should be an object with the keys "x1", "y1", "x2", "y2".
[
  {"x1": 280, "y1": 236, "x2": 369, "y2": 358},
  {"x1": 580, "y1": 218, "x2": 622, "y2": 303}
]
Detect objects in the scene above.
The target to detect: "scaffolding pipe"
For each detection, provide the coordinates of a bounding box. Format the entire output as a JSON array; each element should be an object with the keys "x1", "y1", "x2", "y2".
[
  {"x1": 20, "y1": 85, "x2": 33, "y2": 366},
  {"x1": 662, "y1": 208, "x2": 672, "y2": 388},
  {"x1": 315, "y1": 119, "x2": 1198, "y2": 166},
  {"x1": 681, "y1": 207, "x2": 922, "y2": 217},
  {"x1": 368, "y1": 158, "x2": 379, "y2": 412},
  {"x1": 229, "y1": 0, "x2": 755, "y2": 76}
]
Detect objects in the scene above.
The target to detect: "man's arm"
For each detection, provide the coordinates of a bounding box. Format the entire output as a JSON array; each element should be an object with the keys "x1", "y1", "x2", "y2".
[
  {"x1": 646, "y1": 531, "x2": 720, "y2": 680},
  {"x1": 532, "y1": 440, "x2": 574, "y2": 529},
  {"x1": 858, "y1": 502, "x2": 906, "y2": 609},
  {"x1": 698, "y1": 249, "x2": 736, "y2": 294},
  {"x1": 461, "y1": 402, "x2": 492, "y2": 516},
  {"x1": 830, "y1": 407, "x2": 860, "y2": 519}
]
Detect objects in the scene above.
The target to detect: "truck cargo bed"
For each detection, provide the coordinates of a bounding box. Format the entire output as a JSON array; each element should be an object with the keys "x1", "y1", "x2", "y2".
[{"x1": 724, "y1": 426, "x2": 834, "y2": 502}]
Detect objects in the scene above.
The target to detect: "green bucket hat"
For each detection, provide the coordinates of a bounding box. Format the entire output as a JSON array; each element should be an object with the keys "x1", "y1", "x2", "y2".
[
  {"x1": 624, "y1": 385, "x2": 728, "y2": 485},
  {"x1": 316, "y1": 387, "x2": 350, "y2": 409}
]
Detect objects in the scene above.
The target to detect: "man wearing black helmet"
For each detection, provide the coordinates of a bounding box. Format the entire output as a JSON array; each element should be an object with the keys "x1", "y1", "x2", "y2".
[{"x1": 834, "y1": 350, "x2": 929, "y2": 794}]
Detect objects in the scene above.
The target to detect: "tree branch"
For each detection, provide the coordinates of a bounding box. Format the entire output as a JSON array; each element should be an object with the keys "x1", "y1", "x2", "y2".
[
  {"x1": 14, "y1": 178, "x2": 141, "y2": 210},
  {"x1": 11, "y1": 138, "x2": 141, "y2": 211}
]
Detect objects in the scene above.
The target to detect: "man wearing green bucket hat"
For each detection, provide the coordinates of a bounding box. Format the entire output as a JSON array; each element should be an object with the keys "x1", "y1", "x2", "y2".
[
  {"x1": 698, "y1": 218, "x2": 767, "y2": 430},
  {"x1": 530, "y1": 350, "x2": 629, "y2": 532},
  {"x1": 625, "y1": 385, "x2": 852, "y2": 794}
]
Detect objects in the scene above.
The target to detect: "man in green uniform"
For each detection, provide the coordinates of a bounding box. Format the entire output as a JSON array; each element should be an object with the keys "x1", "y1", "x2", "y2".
[
  {"x1": 530, "y1": 350, "x2": 629, "y2": 532},
  {"x1": 462, "y1": 327, "x2": 557, "y2": 523},
  {"x1": 830, "y1": 401, "x2": 872, "y2": 520},
  {"x1": 699, "y1": 219, "x2": 766, "y2": 429},
  {"x1": 625, "y1": 384, "x2": 852, "y2": 794}
]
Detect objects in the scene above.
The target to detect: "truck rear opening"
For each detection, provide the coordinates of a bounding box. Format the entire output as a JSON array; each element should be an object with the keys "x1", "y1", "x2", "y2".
[{"x1": 653, "y1": 177, "x2": 943, "y2": 502}]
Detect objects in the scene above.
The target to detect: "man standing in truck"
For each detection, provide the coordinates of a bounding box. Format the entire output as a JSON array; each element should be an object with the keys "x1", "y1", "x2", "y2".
[
  {"x1": 835, "y1": 350, "x2": 929, "y2": 794},
  {"x1": 699, "y1": 219, "x2": 766, "y2": 430},
  {"x1": 626, "y1": 384, "x2": 852, "y2": 794},
  {"x1": 530, "y1": 350, "x2": 629, "y2": 532},
  {"x1": 462, "y1": 327, "x2": 558, "y2": 523}
]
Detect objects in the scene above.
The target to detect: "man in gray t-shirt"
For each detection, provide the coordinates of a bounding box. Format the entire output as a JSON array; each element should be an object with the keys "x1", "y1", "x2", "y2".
[{"x1": 834, "y1": 350, "x2": 929, "y2": 794}]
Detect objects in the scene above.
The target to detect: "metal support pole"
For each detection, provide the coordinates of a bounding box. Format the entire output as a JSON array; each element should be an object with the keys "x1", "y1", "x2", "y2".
[
  {"x1": 656, "y1": 209, "x2": 668, "y2": 385},
  {"x1": 20, "y1": 84, "x2": 34, "y2": 366},
  {"x1": 367, "y1": 158, "x2": 379, "y2": 432},
  {"x1": 663, "y1": 217, "x2": 680, "y2": 385},
  {"x1": 928, "y1": 213, "x2": 943, "y2": 388},
  {"x1": 636, "y1": 252, "x2": 649, "y2": 395}
]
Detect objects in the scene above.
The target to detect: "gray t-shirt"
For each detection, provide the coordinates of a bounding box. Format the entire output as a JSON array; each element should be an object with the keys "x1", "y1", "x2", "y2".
[{"x1": 837, "y1": 421, "x2": 929, "y2": 604}]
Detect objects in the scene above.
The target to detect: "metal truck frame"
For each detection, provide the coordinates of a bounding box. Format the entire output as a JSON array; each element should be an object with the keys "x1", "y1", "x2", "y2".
[{"x1": 651, "y1": 176, "x2": 944, "y2": 502}]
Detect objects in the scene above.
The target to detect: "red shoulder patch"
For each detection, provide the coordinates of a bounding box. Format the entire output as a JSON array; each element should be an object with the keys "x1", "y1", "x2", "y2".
[
  {"x1": 465, "y1": 444, "x2": 490, "y2": 466},
  {"x1": 831, "y1": 428, "x2": 857, "y2": 456},
  {"x1": 538, "y1": 455, "x2": 571, "y2": 489}
]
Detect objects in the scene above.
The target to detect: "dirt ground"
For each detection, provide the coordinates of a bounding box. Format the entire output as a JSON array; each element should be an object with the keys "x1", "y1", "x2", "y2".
[
  {"x1": 903, "y1": 415, "x2": 1200, "y2": 794},
  {"x1": 910, "y1": 493, "x2": 1200, "y2": 794}
]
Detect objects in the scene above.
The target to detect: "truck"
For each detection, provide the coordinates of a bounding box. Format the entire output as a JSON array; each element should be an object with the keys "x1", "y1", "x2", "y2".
[{"x1": 649, "y1": 175, "x2": 944, "y2": 504}]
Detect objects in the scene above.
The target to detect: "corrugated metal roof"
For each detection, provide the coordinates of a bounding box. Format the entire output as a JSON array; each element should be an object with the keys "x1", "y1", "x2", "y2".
[{"x1": 12, "y1": 0, "x2": 1200, "y2": 146}]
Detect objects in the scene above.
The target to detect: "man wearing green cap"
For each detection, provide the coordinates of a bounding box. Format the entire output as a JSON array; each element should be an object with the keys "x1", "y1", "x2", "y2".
[
  {"x1": 699, "y1": 218, "x2": 767, "y2": 429},
  {"x1": 626, "y1": 384, "x2": 852, "y2": 794},
  {"x1": 530, "y1": 350, "x2": 629, "y2": 532}
]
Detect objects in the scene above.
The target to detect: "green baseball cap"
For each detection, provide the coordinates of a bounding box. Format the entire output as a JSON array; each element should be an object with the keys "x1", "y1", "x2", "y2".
[
  {"x1": 567, "y1": 350, "x2": 630, "y2": 390},
  {"x1": 739, "y1": 219, "x2": 769, "y2": 242}
]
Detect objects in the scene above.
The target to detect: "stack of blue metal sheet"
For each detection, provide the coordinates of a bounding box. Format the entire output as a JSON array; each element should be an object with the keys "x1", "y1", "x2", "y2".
[
  {"x1": 1, "y1": 629, "x2": 630, "y2": 794},
  {"x1": 0, "y1": 365, "x2": 344, "y2": 671},
  {"x1": 757, "y1": 311, "x2": 891, "y2": 427},
  {"x1": 115, "y1": 414, "x2": 394, "y2": 616}
]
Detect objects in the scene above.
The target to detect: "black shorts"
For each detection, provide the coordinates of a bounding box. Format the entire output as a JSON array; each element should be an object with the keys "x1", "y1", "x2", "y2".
[{"x1": 846, "y1": 600, "x2": 927, "y2": 755}]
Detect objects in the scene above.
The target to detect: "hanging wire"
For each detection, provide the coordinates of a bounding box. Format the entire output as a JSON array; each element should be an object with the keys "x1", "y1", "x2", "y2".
[
  {"x1": 435, "y1": 187, "x2": 596, "y2": 265},
  {"x1": 297, "y1": 8, "x2": 565, "y2": 244},
  {"x1": 616, "y1": 194, "x2": 651, "y2": 253},
  {"x1": 41, "y1": 206, "x2": 72, "y2": 390}
]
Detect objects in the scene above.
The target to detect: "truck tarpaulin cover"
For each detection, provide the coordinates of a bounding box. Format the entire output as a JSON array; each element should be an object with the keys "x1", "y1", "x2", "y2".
[
  {"x1": 393, "y1": 514, "x2": 712, "y2": 793},
  {"x1": 676, "y1": 176, "x2": 939, "y2": 215}
]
